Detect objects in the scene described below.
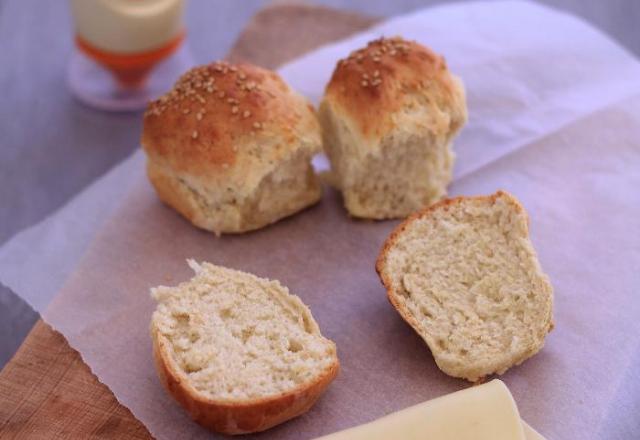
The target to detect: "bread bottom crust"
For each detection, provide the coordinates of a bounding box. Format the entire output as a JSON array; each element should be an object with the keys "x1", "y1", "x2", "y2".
[
  {"x1": 152, "y1": 329, "x2": 339, "y2": 435},
  {"x1": 146, "y1": 158, "x2": 321, "y2": 235}
]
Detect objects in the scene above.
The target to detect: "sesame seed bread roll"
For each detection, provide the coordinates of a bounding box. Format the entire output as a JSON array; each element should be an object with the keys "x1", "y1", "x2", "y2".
[
  {"x1": 319, "y1": 37, "x2": 467, "y2": 219},
  {"x1": 376, "y1": 191, "x2": 554, "y2": 382},
  {"x1": 142, "y1": 62, "x2": 322, "y2": 235}
]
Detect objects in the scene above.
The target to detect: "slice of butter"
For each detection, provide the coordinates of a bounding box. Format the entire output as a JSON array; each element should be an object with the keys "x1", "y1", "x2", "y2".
[
  {"x1": 523, "y1": 421, "x2": 546, "y2": 440},
  {"x1": 314, "y1": 380, "x2": 546, "y2": 440}
]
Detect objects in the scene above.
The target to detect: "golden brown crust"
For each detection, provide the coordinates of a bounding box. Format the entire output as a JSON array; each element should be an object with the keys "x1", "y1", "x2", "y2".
[
  {"x1": 376, "y1": 191, "x2": 553, "y2": 382},
  {"x1": 151, "y1": 327, "x2": 339, "y2": 435},
  {"x1": 142, "y1": 61, "x2": 319, "y2": 178},
  {"x1": 323, "y1": 36, "x2": 463, "y2": 140}
]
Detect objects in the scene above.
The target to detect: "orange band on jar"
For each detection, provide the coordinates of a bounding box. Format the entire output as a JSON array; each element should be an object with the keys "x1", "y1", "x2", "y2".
[{"x1": 76, "y1": 31, "x2": 185, "y2": 88}]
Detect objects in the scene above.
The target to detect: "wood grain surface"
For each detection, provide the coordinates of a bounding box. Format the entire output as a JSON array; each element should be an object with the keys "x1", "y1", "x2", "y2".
[{"x1": 0, "y1": 4, "x2": 376, "y2": 439}]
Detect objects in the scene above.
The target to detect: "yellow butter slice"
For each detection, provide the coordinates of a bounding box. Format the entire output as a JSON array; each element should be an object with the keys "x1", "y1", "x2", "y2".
[
  {"x1": 523, "y1": 421, "x2": 546, "y2": 440},
  {"x1": 315, "y1": 380, "x2": 546, "y2": 440}
]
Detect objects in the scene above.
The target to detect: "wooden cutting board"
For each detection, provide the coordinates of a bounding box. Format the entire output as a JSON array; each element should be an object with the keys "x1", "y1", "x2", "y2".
[{"x1": 0, "y1": 4, "x2": 376, "y2": 439}]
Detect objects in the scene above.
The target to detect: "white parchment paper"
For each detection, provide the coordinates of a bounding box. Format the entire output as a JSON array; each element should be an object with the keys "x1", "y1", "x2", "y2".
[{"x1": 2, "y1": 1, "x2": 640, "y2": 439}]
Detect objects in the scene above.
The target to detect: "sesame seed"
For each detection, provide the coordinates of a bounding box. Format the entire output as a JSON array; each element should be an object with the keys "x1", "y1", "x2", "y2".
[
  {"x1": 231, "y1": 106, "x2": 239, "y2": 114},
  {"x1": 218, "y1": 91, "x2": 225, "y2": 98},
  {"x1": 253, "y1": 122, "x2": 261, "y2": 129},
  {"x1": 390, "y1": 50, "x2": 397, "y2": 56},
  {"x1": 362, "y1": 73, "x2": 369, "y2": 79},
  {"x1": 361, "y1": 80, "x2": 368, "y2": 87},
  {"x1": 243, "y1": 110, "x2": 251, "y2": 118},
  {"x1": 373, "y1": 57, "x2": 381, "y2": 63},
  {"x1": 239, "y1": 72, "x2": 246, "y2": 80},
  {"x1": 196, "y1": 113, "x2": 203, "y2": 120},
  {"x1": 192, "y1": 131, "x2": 198, "y2": 139},
  {"x1": 373, "y1": 70, "x2": 380, "y2": 77},
  {"x1": 230, "y1": 66, "x2": 237, "y2": 72},
  {"x1": 182, "y1": 108, "x2": 190, "y2": 114}
]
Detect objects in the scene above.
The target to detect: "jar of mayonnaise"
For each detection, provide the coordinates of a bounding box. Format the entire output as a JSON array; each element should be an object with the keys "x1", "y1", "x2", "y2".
[{"x1": 68, "y1": 0, "x2": 193, "y2": 110}]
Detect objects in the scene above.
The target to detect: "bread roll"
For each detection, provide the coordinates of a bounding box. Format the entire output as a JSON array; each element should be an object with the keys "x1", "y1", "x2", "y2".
[
  {"x1": 376, "y1": 191, "x2": 554, "y2": 382},
  {"x1": 151, "y1": 260, "x2": 339, "y2": 435},
  {"x1": 142, "y1": 61, "x2": 322, "y2": 235},
  {"x1": 319, "y1": 37, "x2": 467, "y2": 219}
]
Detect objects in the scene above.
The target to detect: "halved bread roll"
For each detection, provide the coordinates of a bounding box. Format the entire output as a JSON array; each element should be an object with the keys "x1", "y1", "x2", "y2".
[
  {"x1": 376, "y1": 191, "x2": 553, "y2": 382},
  {"x1": 151, "y1": 261, "x2": 339, "y2": 434}
]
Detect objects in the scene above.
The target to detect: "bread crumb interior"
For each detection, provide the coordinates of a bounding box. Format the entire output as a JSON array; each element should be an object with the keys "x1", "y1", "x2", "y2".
[{"x1": 152, "y1": 261, "x2": 335, "y2": 400}]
